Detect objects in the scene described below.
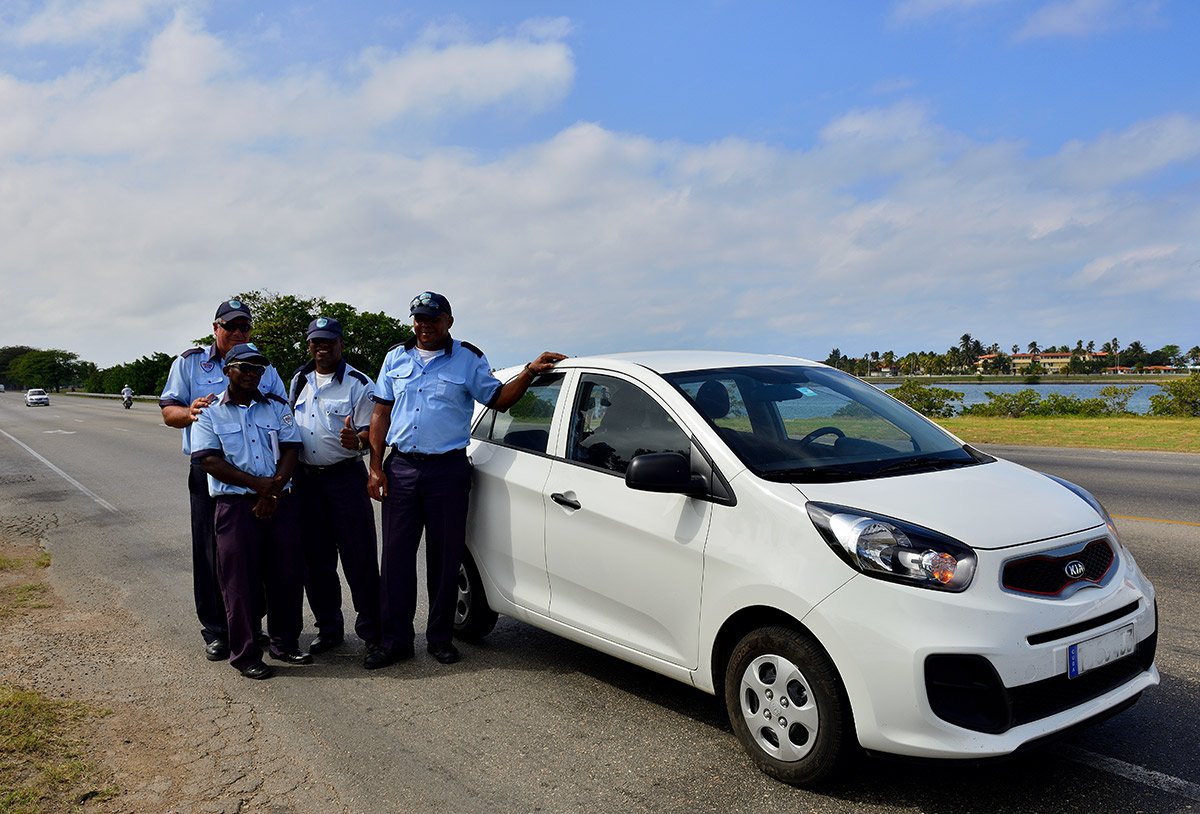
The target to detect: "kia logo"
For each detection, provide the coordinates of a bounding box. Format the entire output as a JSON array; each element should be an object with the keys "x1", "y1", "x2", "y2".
[{"x1": 1064, "y1": 560, "x2": 1086, "y2": 579}]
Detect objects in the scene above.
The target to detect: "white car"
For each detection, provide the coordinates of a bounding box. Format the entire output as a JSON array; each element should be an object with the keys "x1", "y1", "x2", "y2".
[
  {"x1": 25, "y1": 388, "x2": 50, "y2": 406},
  {"x1": 457, "y1": 351, "x2": 1157, "y2": 786}
]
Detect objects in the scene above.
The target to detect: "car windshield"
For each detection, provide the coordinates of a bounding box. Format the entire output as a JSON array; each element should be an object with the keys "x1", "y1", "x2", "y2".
[
  {"x1": 665, "y1": 365, "x2": 989, "y2": 483},
  {"x1": 29, "y1": 389, "x2": 46, "y2": 396}
]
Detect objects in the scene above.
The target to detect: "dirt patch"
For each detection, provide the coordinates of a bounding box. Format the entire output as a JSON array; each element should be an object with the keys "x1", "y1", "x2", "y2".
[{"x1": 0, "y1": 531, "x2": 348, "y2": 813}]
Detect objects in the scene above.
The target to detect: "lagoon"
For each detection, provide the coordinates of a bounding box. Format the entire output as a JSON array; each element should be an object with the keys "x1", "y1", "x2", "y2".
[{"x1": 875, "y1": 382, "x2": 1163, "y2": 415}]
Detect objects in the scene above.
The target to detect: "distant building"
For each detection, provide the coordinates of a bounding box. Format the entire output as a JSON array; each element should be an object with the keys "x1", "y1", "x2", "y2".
[{"x1": 977, "y1": 351, "x2": 1109, "y2": 375}]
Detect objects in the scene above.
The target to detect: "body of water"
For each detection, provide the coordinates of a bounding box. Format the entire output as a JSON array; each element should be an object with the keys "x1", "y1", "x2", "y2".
[{"x1": 875, "y1": 382, "x2": 1163, "y2": 415}]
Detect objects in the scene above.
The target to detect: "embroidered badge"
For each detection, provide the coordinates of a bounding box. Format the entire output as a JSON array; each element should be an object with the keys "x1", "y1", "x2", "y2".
[
  {"x1": 316, "y1": 317, "x2": 328, "y2": 328},
  {"x1": 200, "y1": 361, "x2": 215, "y2": 373},
  {"x1": 282, "y1": 414, "x2": 293, "y2": 427},
  {"x1": 229, "y1": 299, "x2": 242, "y2": 309}
]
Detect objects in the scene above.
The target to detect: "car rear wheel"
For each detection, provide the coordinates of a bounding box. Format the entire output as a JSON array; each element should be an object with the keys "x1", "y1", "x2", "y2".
[
  {"x1": 724, "y1": 625, "x2": 855, "y2": 787},
  {"x1": 453, "y1": 549, "x2": 498, "y2": 642}
]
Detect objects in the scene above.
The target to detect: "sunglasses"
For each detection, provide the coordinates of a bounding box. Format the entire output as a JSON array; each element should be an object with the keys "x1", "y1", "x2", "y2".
[
  {"x1": 227, "y1": 362, "x2": 266, "y2": 374},
  {"x1": 217, "y1": 320, "x2": 253, "y2": 333}
]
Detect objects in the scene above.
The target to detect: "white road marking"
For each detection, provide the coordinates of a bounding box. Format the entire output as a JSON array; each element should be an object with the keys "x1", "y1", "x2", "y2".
[
  {"x1": 1063, "y1": 745, "x2": 1200, "y2": 802},
  {"x1": 0, "y1": 427, "x2": 118, "y2": 513},
  {"x1": 43, "y1": 429, "x2": 77, "y2": 435}
]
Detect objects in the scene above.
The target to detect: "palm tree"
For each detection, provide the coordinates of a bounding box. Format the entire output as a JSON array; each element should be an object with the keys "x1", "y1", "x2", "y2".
[{"x1": 1027, "y1": 341, "x2": 1040, "y2": 354}]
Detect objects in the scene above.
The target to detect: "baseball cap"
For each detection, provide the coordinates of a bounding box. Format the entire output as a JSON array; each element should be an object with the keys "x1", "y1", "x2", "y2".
[
  {"x1": 224, "y1": 343, "x2": 270, "y2": 366},
  {"x1": 215, "y1": 298, "x2": 253, "y2": 323},
  {"x1": 307, "y1": 316, "x2": 343, "y2": 341},
  {"x1": 410, "y1": 291, "x2": 452, "y2": 317}
]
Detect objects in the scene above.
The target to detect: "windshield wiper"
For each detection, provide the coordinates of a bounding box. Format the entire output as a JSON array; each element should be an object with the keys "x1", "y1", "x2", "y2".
[
  {"x1": 873, "y1": 455, "x2": 973, "y2": 476},
  {"x1": 759, "y1": 466, "x2": 871, "y2": 483}
]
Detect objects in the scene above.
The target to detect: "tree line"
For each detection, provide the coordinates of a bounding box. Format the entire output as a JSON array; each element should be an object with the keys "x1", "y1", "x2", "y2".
[
  {"x1": 825, "y1": 334, "x2": 1200, "y2": 376},
  {"x1": 0, "y1": 291, "x2": 412, "y2": 394},
  {"x1": 3, "y1": 307, "x2": 1198, "y2": 394}
]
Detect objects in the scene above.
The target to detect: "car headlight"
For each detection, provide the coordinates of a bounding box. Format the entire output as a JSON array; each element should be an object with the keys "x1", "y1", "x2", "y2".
[
  {"x1": 807, "y1": 502, "x2": 976, "y2": 592},
  {"x1": 1042, "y1": 474, "x2": 1121, "y2": 544}
]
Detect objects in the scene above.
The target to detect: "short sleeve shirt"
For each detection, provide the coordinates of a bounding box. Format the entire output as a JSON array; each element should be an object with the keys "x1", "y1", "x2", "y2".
[
  {"x1": 189, "y1": 391, "x2": 302, "y2": 497},
  {"x1": 288, "y1": 360, "x2": 376, "y2": 465},
  {"x1": 373, "y1": 338, "x2": 501, "y2": 454},
  {"x1": 160, "y1": 343, "x2": 287, "y2": 454}
]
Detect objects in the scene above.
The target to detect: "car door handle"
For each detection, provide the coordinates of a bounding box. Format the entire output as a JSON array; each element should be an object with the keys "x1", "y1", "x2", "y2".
[{"x1": 551, "y1": 492, "x2": 581, "y2": 511}]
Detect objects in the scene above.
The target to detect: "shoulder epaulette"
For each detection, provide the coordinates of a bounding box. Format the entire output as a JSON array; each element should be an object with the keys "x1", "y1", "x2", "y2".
[
  {"x1": 348, "y1": 369, "x2": 370, "y2": 385},
  {"x1": 181, "y1": 347, "x2": 204, "y2": 358},
  {"x1": 460, "y1": 341, "x2": 485, "y2": 358},
  {"x1": 265, "y1": 392, "x2": 288, "y2": 405}
]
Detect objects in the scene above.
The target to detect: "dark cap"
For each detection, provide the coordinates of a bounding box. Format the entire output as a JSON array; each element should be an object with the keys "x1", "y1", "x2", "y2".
[
  {"x1": 215, "y1": 298, "x2": 253, "y2": 323},
  {"x1": 410, "y1": 291, "x2": 452, "y2": 317},
  {"x1": 306, "y1": 316, "x2": 343, "y2": 341},
  {"x1": 224, "y1": 342, "x2": 270, "y2": 366}
]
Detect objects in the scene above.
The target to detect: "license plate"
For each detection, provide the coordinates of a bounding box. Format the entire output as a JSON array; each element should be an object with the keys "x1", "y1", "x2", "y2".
[{"x1": 1068, "y1": 624, "x2": 1136, "y2": 679}]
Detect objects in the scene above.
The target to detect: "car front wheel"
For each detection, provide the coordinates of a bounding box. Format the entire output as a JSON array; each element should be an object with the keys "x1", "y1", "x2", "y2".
[
  {"x1": 453, "y1": 549, "x2": 498, "y2": 642},
  {"x1": 724, "y1": 625, "x2": 855, "y2": 787}
]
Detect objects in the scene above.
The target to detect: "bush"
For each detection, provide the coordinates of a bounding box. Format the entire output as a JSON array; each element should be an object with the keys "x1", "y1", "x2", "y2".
[
  {"x1": 1149, "y1": 373, "x2": 1200, "y2": 416},
  {"x1": 887, "y1": 381, "x2": 963, "y2": 418},
  {"x1": 962, "y1": 385, "x2": 1142, "y2": 418},
  {"x1": 1099, "y1": 385, "x2": 1141, "y2": 415},
  {"x1": 962, "y1": 389, "x2": 1042, "y2": 417}
]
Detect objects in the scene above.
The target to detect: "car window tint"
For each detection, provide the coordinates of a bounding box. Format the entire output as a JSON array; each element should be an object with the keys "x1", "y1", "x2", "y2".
[
  {"x1": 569, "y1": 374, "x2": 690, "y2": 475},
  {"x1": 472, "y1": 373, "x2": 564, "y2": 454}
]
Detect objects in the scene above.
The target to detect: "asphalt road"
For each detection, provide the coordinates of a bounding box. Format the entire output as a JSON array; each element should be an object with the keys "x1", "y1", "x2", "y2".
[{"x1": 1, "y1": 393, "x2": 1198, "y2": 813}]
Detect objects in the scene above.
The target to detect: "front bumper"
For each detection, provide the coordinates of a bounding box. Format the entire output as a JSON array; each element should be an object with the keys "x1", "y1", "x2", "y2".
[{"x1": 802, "y1": 530, "x2": 1158, "y2": 758}]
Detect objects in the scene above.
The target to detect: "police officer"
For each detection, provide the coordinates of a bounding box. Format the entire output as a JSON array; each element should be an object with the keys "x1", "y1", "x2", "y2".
[
  {"x1": 288, "y1": 317, "x2": 381, "y2": 659},
  {"x1": 366, "y1": 291, "x2": 565, "y2": 668},
  {"x1": 191, "y1": 343, "x2": 309, "y2": 679},
  {"x1": 159, "y1": 299, "x2": 286, "y2": 661}
]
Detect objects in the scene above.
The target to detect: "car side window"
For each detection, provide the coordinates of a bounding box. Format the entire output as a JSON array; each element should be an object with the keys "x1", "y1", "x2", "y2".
[
  {"x1": 569, "y1": 374, "x2": 691, "y2": 475},
  {"x1": 471, "y1": 373, "x2": 564, "y2": 454}
]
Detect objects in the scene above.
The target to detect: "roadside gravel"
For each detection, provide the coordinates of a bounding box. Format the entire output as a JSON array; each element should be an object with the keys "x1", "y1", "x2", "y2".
[{"x1": 0, "y1": 479, "x2": 351, "y2": 813}]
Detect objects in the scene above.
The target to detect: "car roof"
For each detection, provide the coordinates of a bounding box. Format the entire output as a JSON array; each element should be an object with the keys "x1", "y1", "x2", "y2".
[{"x1": 552, "y1": 350, "x2": 822, "y2": 375}]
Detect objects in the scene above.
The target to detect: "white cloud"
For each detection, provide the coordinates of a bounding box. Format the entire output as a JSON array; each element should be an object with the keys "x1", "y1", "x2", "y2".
[
  {"x1": 12, "y1": 0, "x2": 176, "y2": 44},
  {"x1": 1049, "y1": 114, "x2": 1200, "y2": 188},
  {"x1": 1015, "y1": 0, "x2": 1163, "y2": 40}
]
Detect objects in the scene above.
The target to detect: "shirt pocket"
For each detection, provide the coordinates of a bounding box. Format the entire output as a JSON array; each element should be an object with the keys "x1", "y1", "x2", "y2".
[
  {"x1": 213, "y1": 421, "x2": 245, "y2": 458},
  {"x1": 387, "y1": 358, "x2": 418, "y2": 394},
  {"x1": 435, "y1": 371, "x2": 467, "y2": 403},
  {"x1": 321, "y1": 397, "x2": 353, "y2": 432}
]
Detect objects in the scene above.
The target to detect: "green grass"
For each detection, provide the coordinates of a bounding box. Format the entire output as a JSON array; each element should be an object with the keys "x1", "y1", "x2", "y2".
[
  {"x1": 938, "y1": 415, "x2": 1200, "y2": 453},
  {"x1": 0, "y1": 686, "x2": 117, "y2": 814}
]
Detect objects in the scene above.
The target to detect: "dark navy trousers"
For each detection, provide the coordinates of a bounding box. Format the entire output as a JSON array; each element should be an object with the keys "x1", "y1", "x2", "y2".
[
  {"x1": 295, "y1": 459, "x2": 381, "y2": 645},
  {"x1": 188, "y1": 462, "x2": 227, "y2": 644},
  {"x1": 214, "y1": 494, "x2": 304, "y2": 670},
  {"x1": 379, "y1": 449, "x2": 471, "y2": 653}
]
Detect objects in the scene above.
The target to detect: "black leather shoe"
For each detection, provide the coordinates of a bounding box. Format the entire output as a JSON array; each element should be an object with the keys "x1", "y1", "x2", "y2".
[
  {"x1": 255, "y1": 631, "x2": 270, "y2": 648},
  {"x1": 205, "y1": 640, "x2": 230, "y2": 661},
  {"x1": 240, "y1": 662, "x2": 274, "y2": 680},
  {"x1": 426, "y1": 641, "x2": 461, "y2": 665},
  {"x1": 269, "y1": 650, "x2": 313, "y2": 665},
  {"x1": 364, "y1": 644, "x2": 413, "y2": 670},
  {"x1": 308, "y1": 634, "x2": 344, "y2": 654}
]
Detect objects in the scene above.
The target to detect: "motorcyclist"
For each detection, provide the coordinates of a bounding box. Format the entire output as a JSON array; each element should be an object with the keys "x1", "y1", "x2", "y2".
[{"x1": 121, "y1": 384, "x2": 134, "y2": 408}]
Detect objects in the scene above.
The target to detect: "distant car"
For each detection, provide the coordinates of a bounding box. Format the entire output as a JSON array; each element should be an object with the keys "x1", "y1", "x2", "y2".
[
  {"x1": 457, "y1": 351, "x2": 1158, "y2": 786},
  {"x1": 25, "y1": 388, "x2": 50, "y2": 406}
]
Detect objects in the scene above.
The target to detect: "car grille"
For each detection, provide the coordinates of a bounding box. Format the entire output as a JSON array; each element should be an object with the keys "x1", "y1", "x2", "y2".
[
  {"x1": 925, "y1": 628, "x2": 1156, "y2": 734},
  {"x1": 1002, "y1": 538, "x2": 1115, "y2": 597}
]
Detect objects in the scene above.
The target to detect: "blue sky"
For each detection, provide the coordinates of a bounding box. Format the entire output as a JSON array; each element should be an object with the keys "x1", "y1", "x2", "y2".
[{"x1": 1, "y1": 0, "x2": 1197, "y2": 368}]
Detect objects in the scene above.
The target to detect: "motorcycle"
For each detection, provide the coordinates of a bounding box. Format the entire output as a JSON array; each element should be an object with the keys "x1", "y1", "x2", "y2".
[{"x1": 122, "y1": 394, "x2": 133, "y2": 409}]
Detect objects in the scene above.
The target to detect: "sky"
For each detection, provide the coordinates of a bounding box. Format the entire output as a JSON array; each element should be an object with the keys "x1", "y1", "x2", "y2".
[{"x1": 1, "y1": 0, "x2": 1198, "y2": 369}]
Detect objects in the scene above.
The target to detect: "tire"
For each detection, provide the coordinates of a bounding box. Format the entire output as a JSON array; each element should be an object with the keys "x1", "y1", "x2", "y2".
[
  {"x1": 453, "y1": 549, "x2": 498, "y2": 642},
  {"x1": 724, "y1": 625, "x2": 855, "y2": 787}
]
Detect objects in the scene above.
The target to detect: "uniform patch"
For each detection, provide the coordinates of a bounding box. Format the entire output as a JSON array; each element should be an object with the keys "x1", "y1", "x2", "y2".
[
  {"x1": 282, "y1": 414, "x2": 293, "y2": 426},
  {"x1": 229, "y1": 298, "x2": 243, "y2": 309},
  {"x1": 200, "y1": 361, "x2": 215, "y2": 372},
  {"x1": 316, "y1": 317, "x2": 329, "y2": 328}
]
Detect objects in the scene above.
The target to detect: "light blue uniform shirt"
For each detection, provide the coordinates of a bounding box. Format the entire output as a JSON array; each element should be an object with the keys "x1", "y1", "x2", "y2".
[
  {"x1": 159, "y1": 343, "x2": 286, "y2": 454},
  {"x1": 373, "y1": 338, "x2": 501, "y2": 454},
  {"x1": 189, "y1": 391, "x2": 302, "y2": 497},
  {"x1": 288, "y1": 359, "x2": 376, "y2": 466}
]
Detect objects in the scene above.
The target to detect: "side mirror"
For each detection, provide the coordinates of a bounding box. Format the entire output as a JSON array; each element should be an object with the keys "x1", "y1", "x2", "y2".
[{"x1": 625, "y1": 452, "x2": 706, "y2": 495}]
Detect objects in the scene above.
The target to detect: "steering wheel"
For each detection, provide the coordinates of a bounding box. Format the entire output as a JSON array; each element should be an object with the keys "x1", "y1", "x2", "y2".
[{"x1": 797, "y1": 426, "x2": 846, "y2": 447}]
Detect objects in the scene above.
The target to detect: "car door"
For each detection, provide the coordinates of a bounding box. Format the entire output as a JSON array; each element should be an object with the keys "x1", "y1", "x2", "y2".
[
  {"x1": 543, "y1": 371, "x2": 711, "y2": 669},
  {"x1": 467, "y1": 372, "x2": 567, "y2": 614}
]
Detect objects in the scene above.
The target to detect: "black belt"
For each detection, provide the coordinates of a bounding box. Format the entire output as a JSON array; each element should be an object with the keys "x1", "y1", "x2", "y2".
[
  {"x1": 299, "y1": 457, "x2": 364, "y2": 475},
  {"x1": 390, "y1": 446, "x2": 466, "y2": 461}
]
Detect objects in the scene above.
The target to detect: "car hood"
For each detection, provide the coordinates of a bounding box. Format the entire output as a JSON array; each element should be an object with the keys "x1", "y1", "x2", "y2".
[{"x1": 790, "y1": 457, "x2": 1103, "y2": 550}]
